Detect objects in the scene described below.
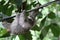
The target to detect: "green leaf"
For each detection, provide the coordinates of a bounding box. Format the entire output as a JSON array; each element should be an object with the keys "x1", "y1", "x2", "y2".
[
  {"x1": 0, "y1": 0, "x2": 5, "y2": 12},
  {"x1": 50, "y1": 23, "x2": 60, "y2": 37},
  {"x1": 24, "y1": 31, "x2": 32, "y2": 40},
  {"x1": 6, "y1": 5, "x2": 14, "y2": 16},
  {"x1": 0, "y1": 14, "x2": 3, "y2": 21},
  {"x1": 9, "y1": 0, "x2": 22, "y2": 8},
  {"x1": 1, "y1": 3, "x2": 14, "y2": 16},
  {"x1": 31, "y1": 1, "x2": 36, "y2": 7},
  {"x1": 40, "y1": 16, "x2": 47, "y2": 29},
  {"x1": 9, "y1": 0, "x2": 15, "y2": 3},
  {"x1": 37, "y1": 12, "x2": 42, "y2": 19},
  {"x1": 26, "y1": 1, "x2": 36, "y2": 10},
  {"x1": 26, "y1": 4, "x2": 31, "y2": 10},
  {"x1": 0, "y1": 28, "x2": 10, "y2": 38},
  {"x1": 57, "y1": 5, "x2": 60, "y2": 11},
  {"x1": 39, "y1": 25, "x2": 49, "y2": 40},
  {"x1": 31, "y1": 25, "x2": 40, "y2": 31},
  {"x1": 0, "y1": 5, "x2": 3, "y2": 12},
  {"x1": 11, "y1": 35, "x2": 16, "y2": 40},
  {"x1": 19, "y1": 35, "x2": 26, "y2": 40},
  {"x1": 0, "y1": 0, "x2": 5, "y2": 5},
  {"x1": 16, "y1": 0, "x2": 22, "y2": 7},
  {"x1": 48, "y1": 11, "x2": 56, "y2": 19},
  {"x1": 19, "y1": 31, "x2": 32, "y2": 40},
  {"x1": 2, "y1": 2, "x2": 10, "y2": 16}
]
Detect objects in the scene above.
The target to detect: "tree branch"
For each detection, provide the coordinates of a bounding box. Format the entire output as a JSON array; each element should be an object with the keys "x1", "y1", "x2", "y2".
[
  {"x1": 27, "y1": 0, "x2": 59, "y2": 12},
  {"x1": 1, "y1": 0, "x2": 60, "y2": 21}
]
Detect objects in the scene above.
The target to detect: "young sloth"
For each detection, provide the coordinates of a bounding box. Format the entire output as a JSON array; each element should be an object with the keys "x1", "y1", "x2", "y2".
[
  {"x1": 2, "y1": 4, "x2": 39, "y2": 35},
  {"x1": 10, "y1": 10, "x2": 35, "y2": 35}
]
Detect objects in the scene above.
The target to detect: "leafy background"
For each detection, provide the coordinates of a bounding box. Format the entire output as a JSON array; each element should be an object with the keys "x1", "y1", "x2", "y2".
[{"x1": 0, "y1": 0, "x2": 60, "y2": 40}]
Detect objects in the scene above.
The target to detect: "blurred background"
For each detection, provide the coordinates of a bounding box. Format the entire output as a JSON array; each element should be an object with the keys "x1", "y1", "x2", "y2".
[{"x1": 0, "y1": 0, "x2": 60, "y2": 40}]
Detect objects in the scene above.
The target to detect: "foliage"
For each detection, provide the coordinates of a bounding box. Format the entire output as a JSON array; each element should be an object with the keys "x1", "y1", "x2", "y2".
[{"x1": 0, "y1": 0, "x2": 60, "y2": 40}]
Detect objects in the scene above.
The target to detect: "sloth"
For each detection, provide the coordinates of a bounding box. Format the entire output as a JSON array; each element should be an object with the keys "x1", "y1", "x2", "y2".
[
  {"x1": 2, "y1": 4, "x2": 39, "y2": 35},
  {"x1": 10, "y1": 10, "x2": 35, "y2": 35}
]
